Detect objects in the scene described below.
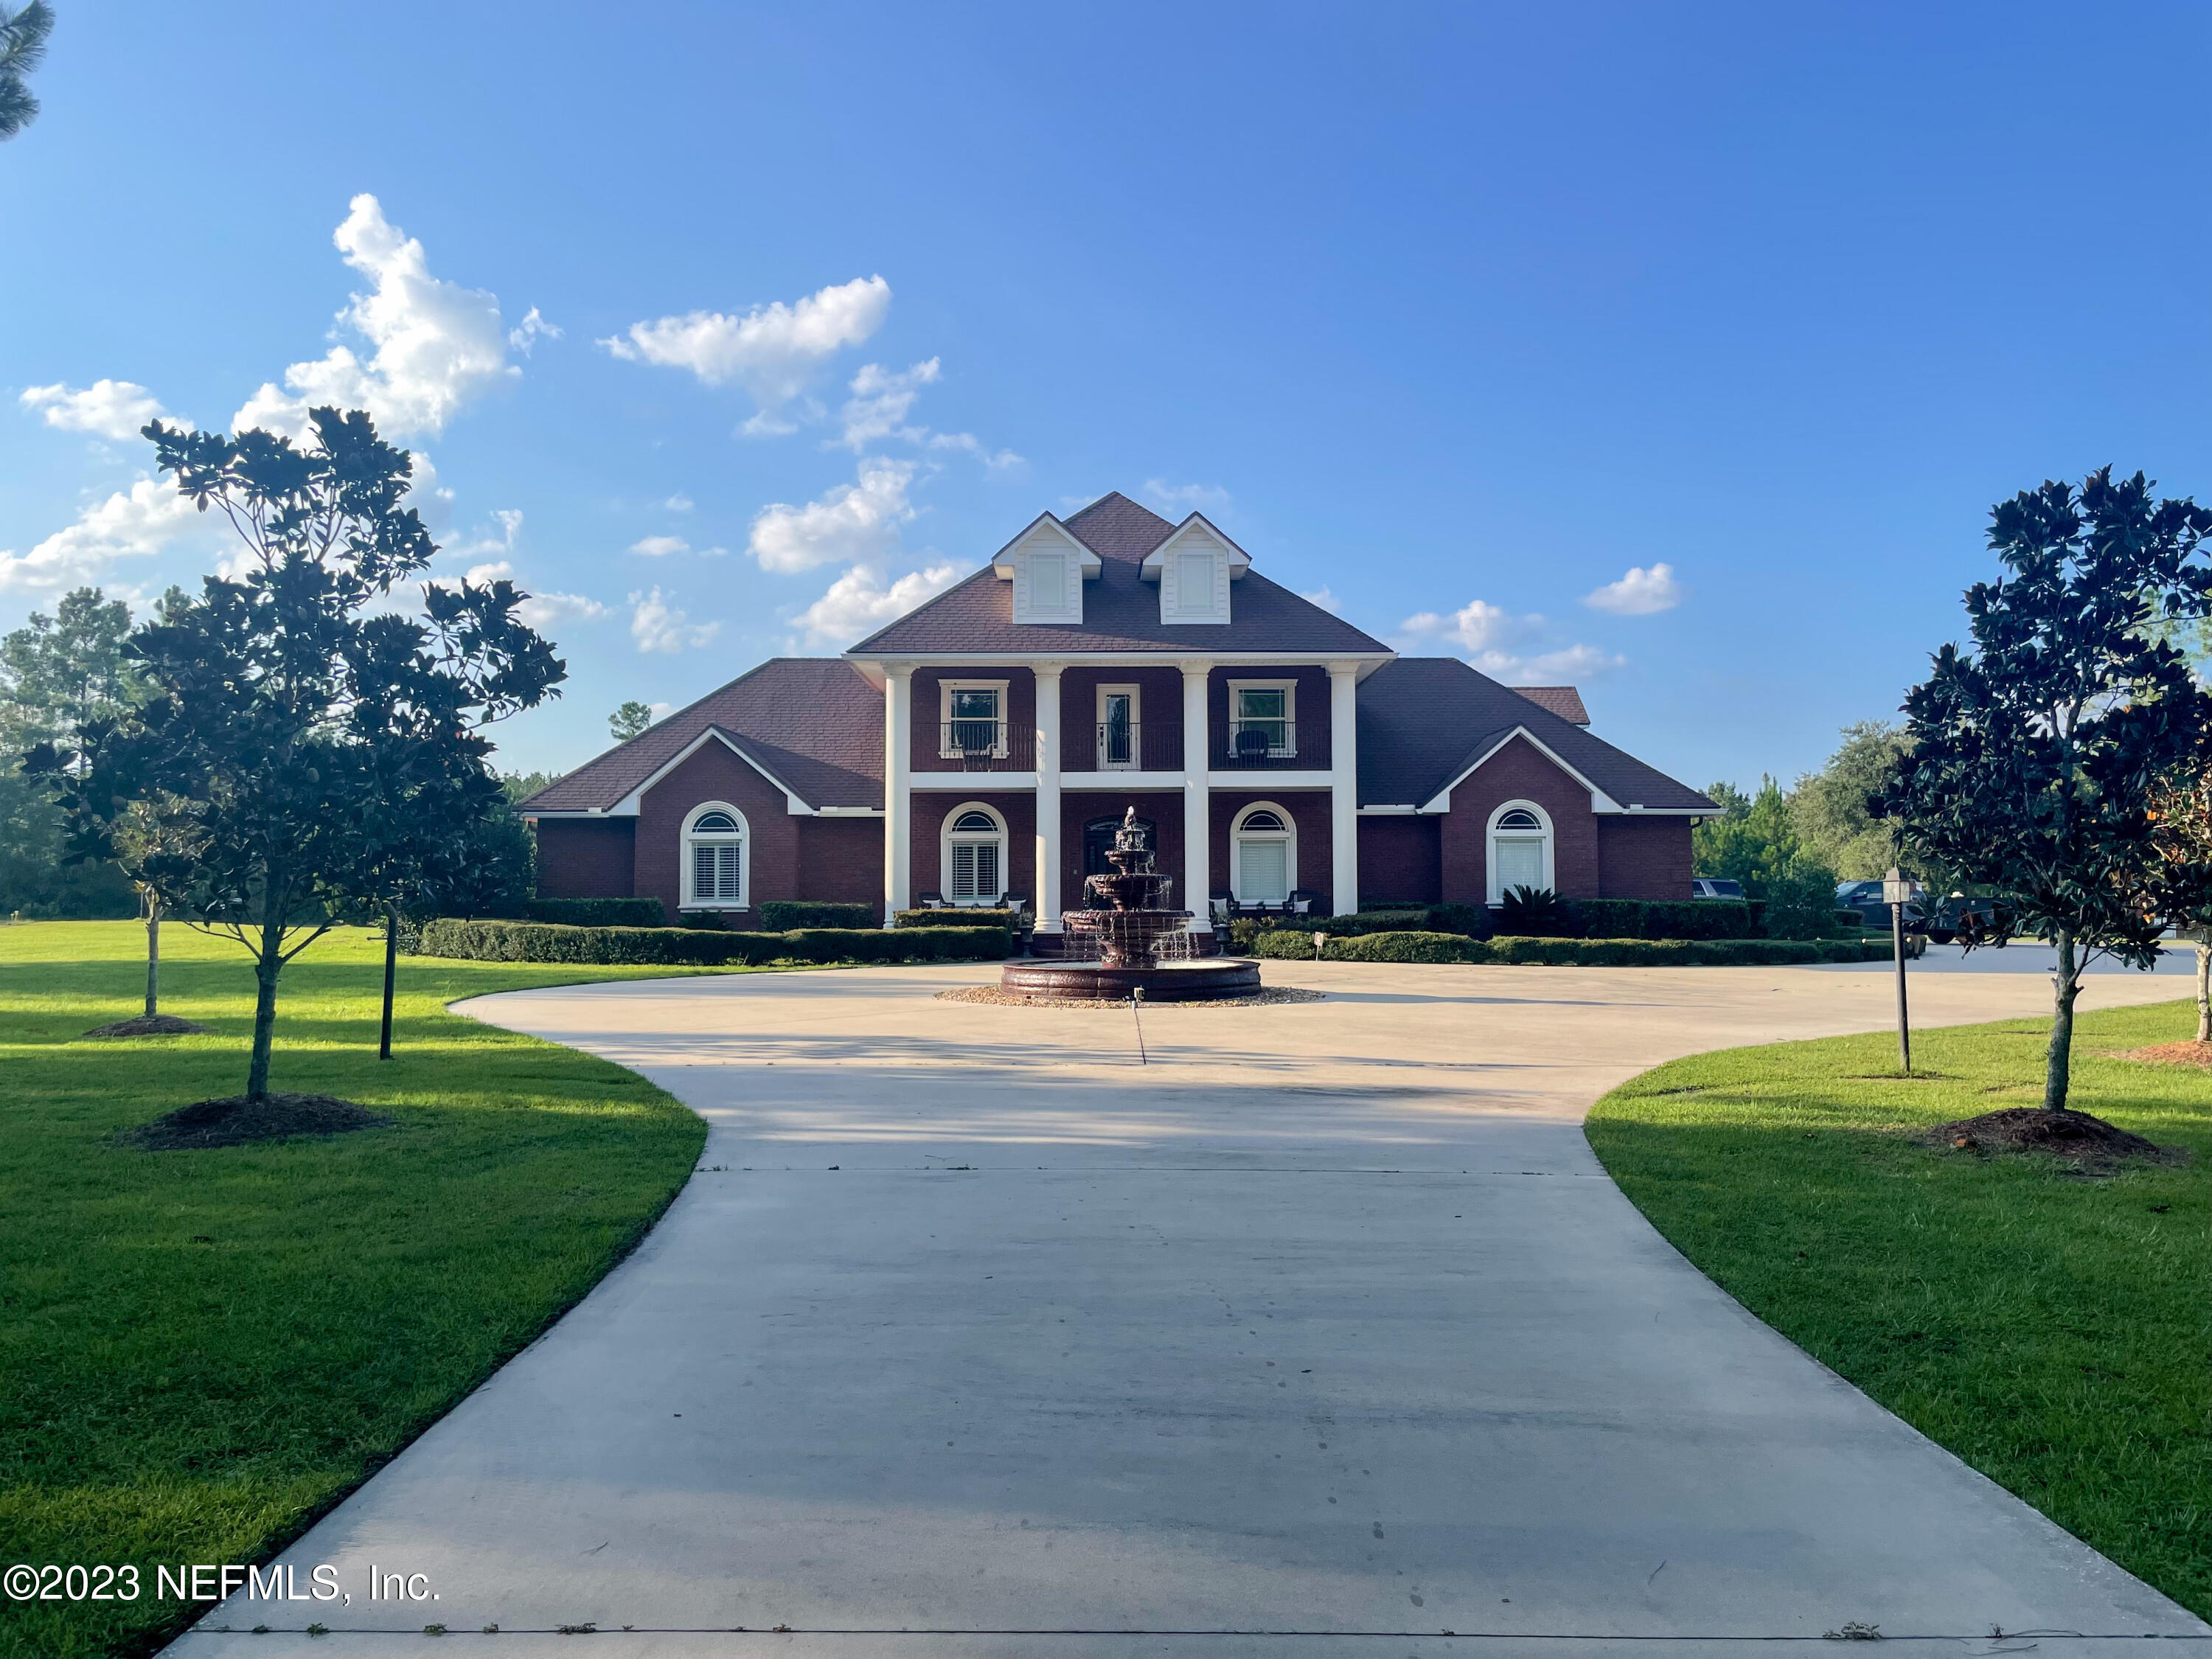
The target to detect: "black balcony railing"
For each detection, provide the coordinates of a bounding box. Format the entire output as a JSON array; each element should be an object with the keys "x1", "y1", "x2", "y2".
[
  {"x1": 936, "y1": 721, "x2": 1036, "y2": 771},
  {"x1": 1086, "y1": 721, "x2": 1184, "y2": 772},
  {"x1": 1222, "y1": 720, "x2": 1300, "y2": 768}
]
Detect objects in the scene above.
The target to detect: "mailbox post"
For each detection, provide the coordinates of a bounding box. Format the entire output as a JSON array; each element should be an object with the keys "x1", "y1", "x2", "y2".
[{"x1": 1884, "y1": 866, "x2": 1923, "y2": 1073}]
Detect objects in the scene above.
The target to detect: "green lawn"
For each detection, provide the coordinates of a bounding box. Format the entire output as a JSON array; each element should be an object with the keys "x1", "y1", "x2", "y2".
[
  {"x1": 0, "y1": 922, "x2": 759, "y2": 1659},
  {"x1": 1587, "y1": 1001, "x2": 2212, "y2": 1620}
]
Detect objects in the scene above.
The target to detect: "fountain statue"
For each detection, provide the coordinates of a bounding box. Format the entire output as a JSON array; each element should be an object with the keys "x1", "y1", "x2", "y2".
[{"x1": 1000, "y1": 805, "x2": 1262, "y2": 1001}]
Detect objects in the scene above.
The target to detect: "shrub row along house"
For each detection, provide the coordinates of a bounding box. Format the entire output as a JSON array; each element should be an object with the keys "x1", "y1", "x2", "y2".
[{"x1": 523, "y1": 493, "x2": 1715, "y2": 944}]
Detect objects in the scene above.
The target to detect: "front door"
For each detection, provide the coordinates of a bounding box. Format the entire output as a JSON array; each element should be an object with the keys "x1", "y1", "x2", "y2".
[{"x1": 1099, "y1": 690, "x2": 1135, "y2": 768}]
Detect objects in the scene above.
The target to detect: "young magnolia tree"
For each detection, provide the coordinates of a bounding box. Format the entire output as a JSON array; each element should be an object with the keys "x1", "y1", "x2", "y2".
[
  {"x1": 1879, "y1": 467, "x2": 2212, "y2": 1110},
  {"x1": 35, "y1": 408, "x2": 563, "y2": 1099}
]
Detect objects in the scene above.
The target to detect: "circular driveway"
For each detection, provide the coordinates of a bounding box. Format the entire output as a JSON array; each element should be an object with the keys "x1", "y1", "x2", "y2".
[{"x1": 177, "y1": 951, "x2": 2208, "y2": 1656}]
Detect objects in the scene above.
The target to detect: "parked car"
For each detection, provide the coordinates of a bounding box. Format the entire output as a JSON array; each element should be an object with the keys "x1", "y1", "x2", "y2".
[
  {"x1": 1835, "y1": 879, "x2": 1920, "y2": 930},
  {"x1": 1690, "y1": 877, "x2": 1745, "y2": 900},
  {"x1": 1923, "y1": 891, "x2": 2014, "y2": 947}
]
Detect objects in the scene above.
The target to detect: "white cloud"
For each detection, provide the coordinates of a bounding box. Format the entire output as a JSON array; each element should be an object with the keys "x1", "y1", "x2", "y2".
[
  {"x1": 1141, "y1": 479, "x2": 1231, "y2": 516},
  {"x1": 627, "y1": 535, "x2": 689, "y2": 557},
  {"x1": 600, "y1": 275, "x2": 891, "y2": 422},
  {"x1": 518, "y1": 588, "x2": 610, "y2": 629},
  {"x1": 793, "y1": 561, "x2": 961, "y2": 649},
  {"x1": 838, "y1": 358, "x2": 939, "y2": 448},
  {"x1": 1582, "y1": 561, "x2": 1683, "y2": 616},
  {"x1": 648, "y1": 700, "x2": 674, "y2": 720},
  {"x1": 1396, "y1": 599, "x2": 1624, "y2": 686},
  {"x1": 747, "y1": 457, "x2": 917, "y2": 574},
  {"x1": 20, "y1": 379, "x2": 175, "y2": 442},
  {"x1": 462, "y1": 560, "x2": 514, "y2": 582},
  {"x1": 0, "y1": 477, "x2": 202, "y2": 594},
  {"x1": 925, "y1": 431, "x2": 1024, "y2": 471},
  {"x1": 1299, "y1": 585, "x2": 1340, "y2": 613},
  {"x1": 628, "y1": 586, "x2": 720, "y2": 653},
  {"x1": 444, "y1": 506, "x2": 522, "y2": 562},
  {"x1": 664, "y1": 493, "x2": 695, "y2": 512},
  {"x1": 233, "y1": 194, "x2": 515, "y2": 441},
  {"x1": 507, "y1": 307, "x2": 561, "y2": 355}
]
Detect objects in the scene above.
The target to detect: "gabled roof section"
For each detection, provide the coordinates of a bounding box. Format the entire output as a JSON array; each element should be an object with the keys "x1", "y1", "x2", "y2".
[
  {"x1": 1514, "y1": 685, "x2": 1590, "y2": 726},
  {"x1": 520, "y1": 658, "x2": 884, "y2": 814},
  {"x1": 1138, "y1": 512, "x2": 1252, "y2": 579},
  {"x1": 846, "y1": 491, "x2": 1390, "y2": 657},
  {"x1": 1356, "y1": 658, "x2": 1714, "y2": 813},
  {"x1": 989, "y1": 511, "x2": 1102, "y2": 578}
]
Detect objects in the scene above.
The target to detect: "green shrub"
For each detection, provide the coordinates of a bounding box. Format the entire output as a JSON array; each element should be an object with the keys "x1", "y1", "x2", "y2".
[
  {"x1": 1833, "y1": 908, "x2": 1863, "y2": 931},
  {"x1": 759, "y1": 900, "x2": 877, "y2": 931},
  {"x1": 1299, "y1": 933, "x2": 1896, "y2": 967},
  {"x1": 1250, "y1": 929, "x2": 1319, "y2": 959},
  {"x1": 1325, "y1": 930, "x2": 1489, "y2": 964},
  {"x1": 1758, "y1": 858, "x2": 1844, "y2": 939},
  {"x1": 1565, "y1": 898, "x2": 1752, "y2": 940},
  {"x1": 1425, "y1": 902, "x2": 1492, "y2": 938},
  {"x1": 1310, "y1": 909, "x2": 1427, "y2": 938},
  {"x1": 1497, "y1": 885, "x2": 1569, "y2": 935},
  {"x1": 523, "y1": 897, "x2": 665, "y2": 928},
  {"x1": 419, "y1": 918, "x2": 1009, "y2": 966},
  {"x1": 895, "y1": 907, "x2": 1015, "y2": 929}
]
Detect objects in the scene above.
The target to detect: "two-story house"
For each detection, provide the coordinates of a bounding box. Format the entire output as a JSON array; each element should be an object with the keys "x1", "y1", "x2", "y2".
[{"x1": 522, "y1": 493, "x2": 1716, "y2": 936}]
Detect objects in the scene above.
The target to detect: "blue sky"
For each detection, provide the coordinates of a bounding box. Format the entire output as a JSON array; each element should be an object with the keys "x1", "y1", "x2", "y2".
[{"x1": 4, "y1": 3, "x2": 2208, "y2": 787}]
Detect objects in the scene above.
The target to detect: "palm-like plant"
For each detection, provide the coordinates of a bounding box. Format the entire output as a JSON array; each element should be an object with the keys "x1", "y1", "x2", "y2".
[
  {"x1": 0, "y1": 1, "x2": 54, "y2": 142},
  {"x1": 1497, "y1": 883, "x2": 1569, "y2": 936}
]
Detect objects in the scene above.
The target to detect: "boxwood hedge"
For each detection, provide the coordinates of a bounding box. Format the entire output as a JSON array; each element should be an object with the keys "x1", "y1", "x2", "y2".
[
  {"x1": 759, "y1": 900, "x2": 877, "y2": 931},
  {"x1": 523, "y1": 897, "x2": 667, "y2": 928},
  {"x1": 420, "y1": 918, "x2": 1009, "y2": 966},
  {"x1": 1246, "y1": 929, "x2": 1896, "y2": 967}
]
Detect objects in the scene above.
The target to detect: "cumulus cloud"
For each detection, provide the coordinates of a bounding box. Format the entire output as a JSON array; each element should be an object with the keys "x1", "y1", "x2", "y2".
[
  {"x1": 232, "y1": 194, "x2": 517, "y2": 441},
  {"x1": 442, "y1": 507, "x2": 523, "y2": 563},
  {"x1": 600, "y1": 276, "x2": 891, "y2": 425},
  {"x1": 834, "y1": 358, "x2": 1020, "y2": 468},
  {"x1": 664, "y1": 493, "x2": 694, "y2": 512},
  {"x1": 1396, "y1": 599, "x2": 1624, "y2": 686},
  {"x1": 624, "y1": 533, "x2": 722, "y2": 557},
  {"x1": 1299, "y1": 585, "x2": 1340, "y2": 613},
  {"x1": 507, "y1": 307, "x2": 561, "y2": 355},
  {"x1": 747, "y1": 457, "x2": 916, "y2": 574},
  {"x1": 517, "y1": 588, "x2": 610, "y2": 629},
  {"x1": 628, "y1": 587, "x2": 719, "y2": 653},
  {"x1": 0, "y1": 477, "x2": 203, "y2": 594},
  {"x1": 20, "y1": 379, "x2": 176, "y2": 442},
  {"x1": 793, "y1": 561, "x2": 961, "y2": 649},
  {"x1": 1141, "y1": 479, "x2": 1231, "y2": 516},
  {"x1": 1581, "y1": 561, "x2": 1683, "y2": 616}
]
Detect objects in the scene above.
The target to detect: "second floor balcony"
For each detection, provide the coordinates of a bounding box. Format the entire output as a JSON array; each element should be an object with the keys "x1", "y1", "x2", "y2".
[
  {"x1": 1086, "y1": 721, "x2": 1184, "y2": 773},
  {"x1": 1223, "y1": 718, "x2": 1300, "y2": 768},
  {"x1": 937, "y1": 720, "x2": 1036, "y2": 771}
]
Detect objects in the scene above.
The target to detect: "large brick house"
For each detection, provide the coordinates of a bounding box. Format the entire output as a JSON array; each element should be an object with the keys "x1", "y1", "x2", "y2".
[{"x1": 523, "y1": 493, "x2": 1715, "y2": 937}]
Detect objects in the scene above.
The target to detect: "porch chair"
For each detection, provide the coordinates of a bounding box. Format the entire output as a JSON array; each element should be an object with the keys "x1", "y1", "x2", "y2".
[
  {"x1": 914, "y1": 890, "x2": 947, "y2": 910},
  {"x1": 1233, "y1": 727, "x2": 1273, "y2": 764},
  {"x1": 1287, "y1": 888, "x2": 1322, "y2": 917}
]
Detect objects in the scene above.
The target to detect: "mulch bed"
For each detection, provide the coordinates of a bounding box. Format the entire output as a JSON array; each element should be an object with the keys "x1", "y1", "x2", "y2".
[
  {"x1": 1927, "y1": 1105, "x2": 2185, "y2": 1170},
  {"x1": 81, "y1": 1014, "x2": 210, "y2": 1038},
  {"x1": 120, "y1": 1093, "x2": 394, "y2": 1151},
  {"x1": 2115, "y1": 1040, "x2": 2212, "y2": 1070},
  {"x1": 937, "y1": 984, "x2": 1326, "y2": 1010}
]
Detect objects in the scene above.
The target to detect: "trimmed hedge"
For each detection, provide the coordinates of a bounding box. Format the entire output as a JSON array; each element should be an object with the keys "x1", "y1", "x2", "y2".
[
  {"x1": 420, "y1": 918, "x2": 1009, "y2": 966},
  {"x1": 896, "y1": 907, "x2": 1018, "y2": 930},
  {"x1": 524, "y1": 897, "x2": 666, "y2": 928},
  {"x1": 1565, "y1": 898, "x2": 1752, "y2": 940},
  {"x1": 759, "y1": 900, "x2": 877, "y2": 931},
  {"x1": 1249, "y1": 929, "x2": 1899, "y2": 967}
]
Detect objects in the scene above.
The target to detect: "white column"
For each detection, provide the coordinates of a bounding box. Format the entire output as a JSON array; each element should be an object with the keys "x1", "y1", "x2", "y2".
[
  {"x1": 883, "y1": 664, "x2": 913, "y2": 923},
  {"x1": 1181, "y1": 661, "x2": 1212, "y2": 935},
  {"x1": 1034, "y1": 666, "x2": 1062, "y2": 931},
  {"x1": 1329, "y1": 661, "x2": 1360, "y2": 919}
]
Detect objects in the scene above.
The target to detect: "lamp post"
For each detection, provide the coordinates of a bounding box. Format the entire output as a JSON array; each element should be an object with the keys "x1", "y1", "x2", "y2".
[{"x1": 1884, "y1": 865, "x2": 1923, "y2": 1074}]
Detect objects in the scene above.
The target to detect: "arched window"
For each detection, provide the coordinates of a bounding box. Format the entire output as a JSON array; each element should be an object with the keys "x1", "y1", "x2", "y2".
[
  {"x1": 1486, "y1": 799, "x2": 1554, "y2": 904},
  {"x1": 684, "y1": 803, "x2": 748, "y2": 909},
  {"x1": 1231, "y1": 802, "x2": 1295, "y2": 905},
  {"x1": 943, "y1": 804, "x2": 1007, "y2": 904}
]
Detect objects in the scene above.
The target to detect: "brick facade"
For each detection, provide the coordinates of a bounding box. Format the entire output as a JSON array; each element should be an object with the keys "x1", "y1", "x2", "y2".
[
  {"x1": 633, "y1": 739, "x2": 801, "y2": 928},
  {"x1": 535, "y1": 818, "x2": 636, "y2": 900},
  {"x1": 1438, "y1": 735, "x2": 1603, "y2": 903},
  {"x1": 1596, "y1": 815, "x2": 1694, "y2": 901},
  {"x1": 909, "y1": 791, "x2": 1037, "y2": 904},
  {"x1": 1356, "y1": 813, "x2": 1441, "y2": 906},
  {"x1": 1211, "y1": 789, "x2": 1334, "y2": 912}
]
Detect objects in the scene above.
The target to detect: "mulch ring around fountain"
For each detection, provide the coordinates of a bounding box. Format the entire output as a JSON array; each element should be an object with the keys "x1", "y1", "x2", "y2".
[
  {"x1": 119, "y1": 1093, "x2": 394, "y2": 1151},
  {"x1": 1924, "y1": 1106, "x2": 2187, "y2": 1171},
  {"x1": 939, "y1": 984, "x2": 1326, "y2": 1009},
  {"x1": 82, "y1": 1014, "x2": 211, "y2": 1038}
]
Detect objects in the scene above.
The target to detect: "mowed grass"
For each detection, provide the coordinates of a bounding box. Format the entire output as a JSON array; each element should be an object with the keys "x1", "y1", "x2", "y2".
[
  {"x1": 1586, "y1": 1001, "x2": 2212, "y2": 1620},
  {"x1": 0, "y1": 922, "x2": 759, "y2": 1658}
]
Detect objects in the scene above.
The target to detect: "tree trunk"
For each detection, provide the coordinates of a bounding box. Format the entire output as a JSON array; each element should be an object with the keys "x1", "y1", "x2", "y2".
[
  {"x1": 2045, "y1": 926, "x2": 2081, "y2": 1113},
  {"x1": 246, "y1": 920, "x2": 284, "y2": 1101},
  {"x1": 2197, "y1": 931, "x2": 2211, "y2": 1045},
  {"x1": 379, "y1": 908, "x2": 398, "y2": 1061},
  {"x1": 142, "y1": 891, "x2": 161, "y2": 1019}
]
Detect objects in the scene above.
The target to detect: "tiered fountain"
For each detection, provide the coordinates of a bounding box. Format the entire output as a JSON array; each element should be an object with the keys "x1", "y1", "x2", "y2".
[{"x1": 1001, "y1": 807, "x2": 1262, "y2": 1001}]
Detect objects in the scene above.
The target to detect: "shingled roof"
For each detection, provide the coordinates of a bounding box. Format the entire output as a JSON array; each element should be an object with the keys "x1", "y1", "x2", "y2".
[
  {"x1": 846, "y1": 492, "x2": 1391, "y2": 658},
  {"x1": 521, "y1": 658, "x2": 883, "y2": 814},
  {"x1": 1356, "y1": 658, "x2": 1713, "y2": 812},
  {"x1": 1513, "y1": 685, "x2": 1590, "y2": 726}
]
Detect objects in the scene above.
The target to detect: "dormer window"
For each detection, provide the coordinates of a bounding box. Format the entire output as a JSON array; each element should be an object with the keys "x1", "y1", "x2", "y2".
[
  {"x1": 992, "y1": 514, "x2": 1098, "y2": 624},
  {"x1": 1176, "y1": 552, "x2": 1213, "y2": 611},
  {"x1": 1141, "y1": 514, "x2": 1247, "y2": 625}
]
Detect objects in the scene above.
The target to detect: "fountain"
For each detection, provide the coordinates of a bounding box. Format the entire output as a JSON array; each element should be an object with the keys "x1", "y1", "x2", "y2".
[{"x1": 1000, "y1": 806, "x2": 1262, "y2": 1001}]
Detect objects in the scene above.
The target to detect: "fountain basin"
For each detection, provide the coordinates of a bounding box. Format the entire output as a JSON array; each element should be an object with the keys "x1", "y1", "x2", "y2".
[{"x1": 998, "y1": 956, "x2": 1262, "y2": 1002}]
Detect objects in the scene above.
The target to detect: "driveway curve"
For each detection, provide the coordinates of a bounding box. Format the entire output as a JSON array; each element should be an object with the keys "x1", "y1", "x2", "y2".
[{"x1": 176, "y1": 950, "x2": 2209, "y2": 1657}]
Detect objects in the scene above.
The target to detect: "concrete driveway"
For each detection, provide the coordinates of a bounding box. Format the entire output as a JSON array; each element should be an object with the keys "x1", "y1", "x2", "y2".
[{"x1": 175, "y1": 949, "x2": 2208, "y2": 1657}]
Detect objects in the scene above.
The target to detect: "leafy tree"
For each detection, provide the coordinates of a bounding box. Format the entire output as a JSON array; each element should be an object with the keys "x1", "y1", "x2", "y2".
[
  {"x1": 33, "y1": 408, "x2": 564, "y2": 1100},
  {"x1": 501, "y1": 768, "x2": 560, "y2": 804},
  {"x1": 2144, "y1": 773, "x2": 2212, "y2": 1043},
  {"x1": 0, "y1": 0, "x2": 51, "y2": 141},
  {"x1": 1879, "y1": 467, "x2": 2212, "y2": 1111},
  {"x1": 609, "y1": 699, "x2": 654, "y2": 742},
  {"x1": 1791, "y1": 721, "x2": 1913, "y2": 880},
  {"x1": 0, "y1": 588, "x2": 139, "y2": 919},
  {"x1": 1694, "y1": 775, "x2": 1840, "y2": 937}
]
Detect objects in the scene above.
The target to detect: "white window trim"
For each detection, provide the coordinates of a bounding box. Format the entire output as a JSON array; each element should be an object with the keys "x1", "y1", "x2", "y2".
[
  {"x1": 681, "y1": 800, "x2": 751, "y2": 911},
  {"x1": 1486, "y1": 798, "x2": 1555, "y2": 905},
  {"x1": 1096, "y1": 681, "x2": 1141, "y2": 769},
  {"x1": 1225, "y1": 678, "x2": 1298, "y2": 759},
  {"x1": 1229, "y1": 799, "x2": 1297, "y2": 905},
  {"x1": 939, "y1": 678, "x2": 1012, "y2": 759},
  {"x1": 941, "y1": 800, "x2": 1009, "y2": 905}
]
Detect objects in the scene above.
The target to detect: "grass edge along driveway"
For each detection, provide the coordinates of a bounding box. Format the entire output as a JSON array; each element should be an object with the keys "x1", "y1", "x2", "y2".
[
  {"x1": 1586, "y1": 1000, "x2": 2212, "y2": 1622},
  {"x1": 0, "y1": 921, "x2": 783, "y2": 1659}
]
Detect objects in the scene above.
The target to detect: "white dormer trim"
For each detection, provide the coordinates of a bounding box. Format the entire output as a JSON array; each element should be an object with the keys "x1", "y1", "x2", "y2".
[
  {"x1": 990, "y1": 513, "x2": 1100, "y2": 625},
  {"x1": 1139, "y1": 514, "x2": 1247, "y2": 626}
]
